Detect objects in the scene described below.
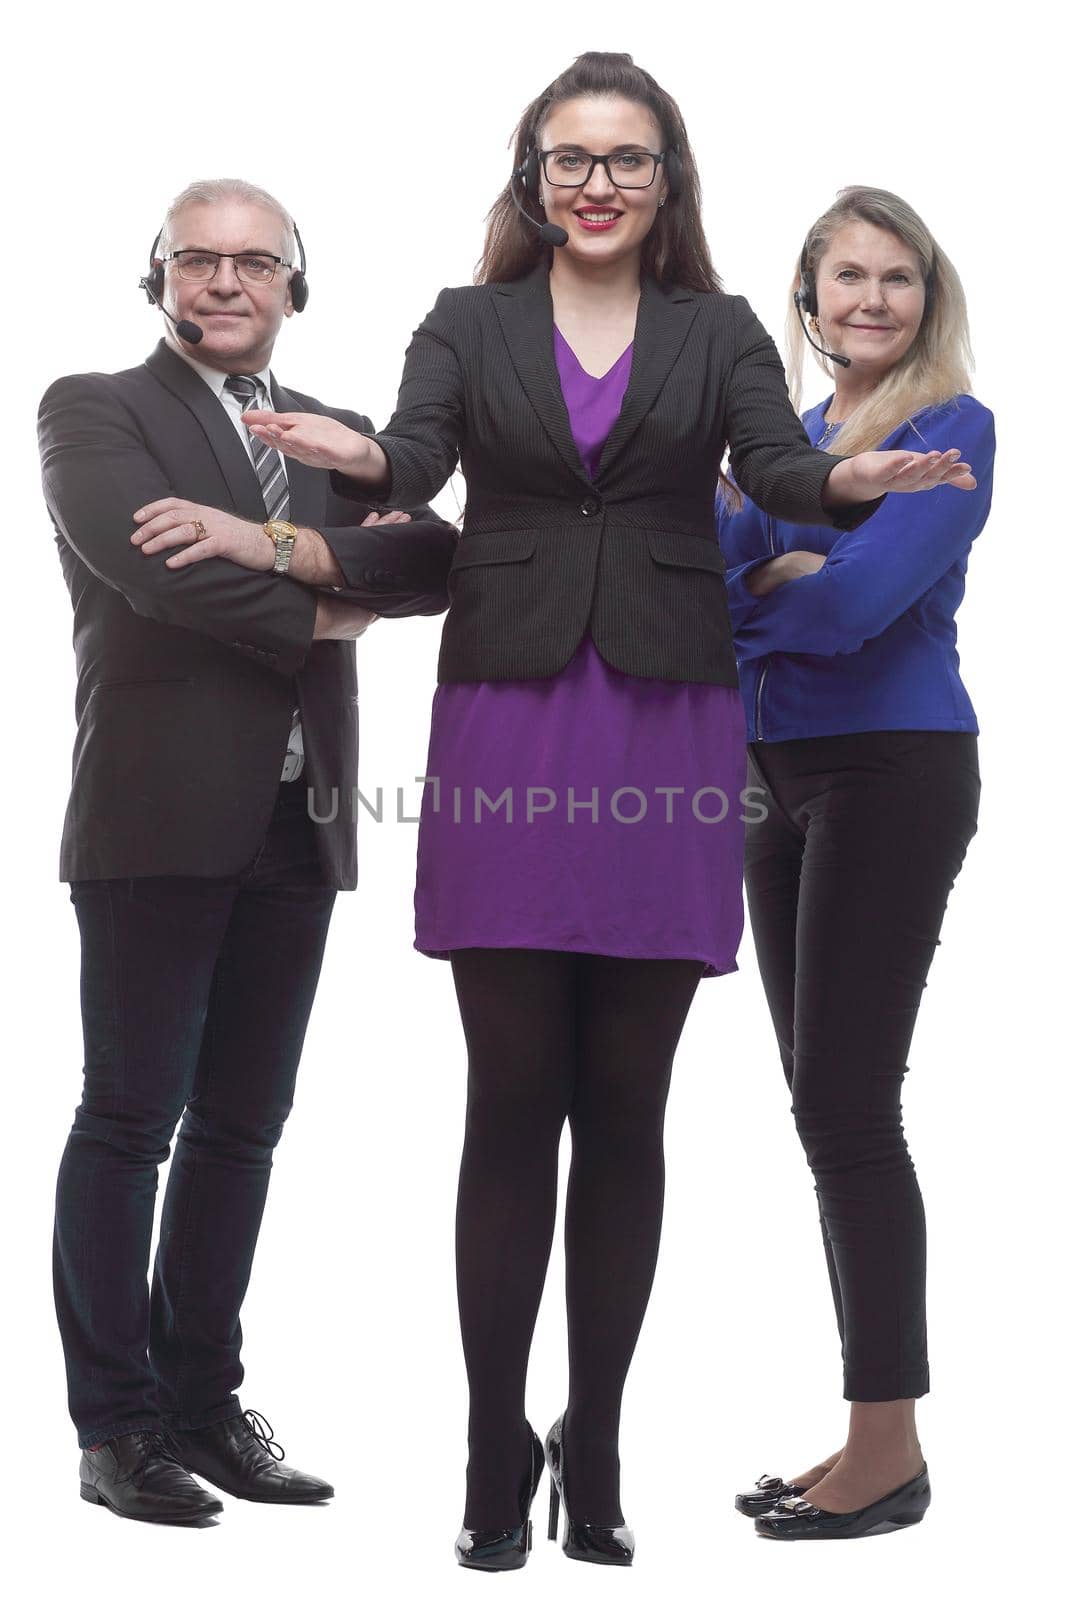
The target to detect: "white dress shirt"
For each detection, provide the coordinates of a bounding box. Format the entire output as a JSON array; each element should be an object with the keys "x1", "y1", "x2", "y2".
[{"x1": 166, "y1": 339, "x2": 303, "y2": 782}]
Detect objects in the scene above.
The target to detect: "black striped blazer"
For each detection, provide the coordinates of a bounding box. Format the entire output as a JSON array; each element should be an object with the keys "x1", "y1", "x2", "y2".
[{"x1": 336, "y1": 257, "x2": 882, "y2": 685}]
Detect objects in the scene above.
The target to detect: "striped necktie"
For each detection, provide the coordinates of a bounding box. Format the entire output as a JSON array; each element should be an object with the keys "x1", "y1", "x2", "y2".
[
  {"x1": 224, "y1": 374, "x2": 303, "y2": 780},
  {"x1": 224, "y1": 374, "x2": 290, "y2": 522}
]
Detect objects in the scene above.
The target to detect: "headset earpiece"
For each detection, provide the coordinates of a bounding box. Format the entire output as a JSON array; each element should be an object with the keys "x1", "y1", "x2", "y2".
[
  {"x1": 140, "y1": 223, "x2": 310, "y2": 312},
  {"x1": 289, "y1": 223, "x2": 309, "y2": 312},
  {"x1": 797, "y1": 234, "x2": 818, "y2": 319},
  {"x1": 141, "y1": 229, "x2": 165, "y2": 305},
  {"x1": 521, "y1": 145, "x2": 541, "y2": 204},
  {"x1": 797, "y1": 268, "x2": 818, "y2": 318}
]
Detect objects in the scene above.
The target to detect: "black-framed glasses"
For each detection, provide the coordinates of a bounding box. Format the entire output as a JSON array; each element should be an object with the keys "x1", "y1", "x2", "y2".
[
  {"x1": 540, "y1": 149, "x2": 667, "y2": 189},
  {"x1": 160, "y1": 249, "x2": 293, "y2": 285}
]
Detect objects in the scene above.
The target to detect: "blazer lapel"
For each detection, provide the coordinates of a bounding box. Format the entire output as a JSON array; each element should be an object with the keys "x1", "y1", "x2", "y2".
[
  {"x1": 595, "y1": 276, "x2": 698, "y2": 481},
  {"x1": 491, "y1": 261, "x2": 589, "y2": 485},
  {"x1": 490, "y1": 263, "x2": 700, "y2": 488},
  {"x1": 269, "y1": 376, "x2": 328, "y2": 530},
  {"x1": 145, "y1": 340, "x2": 268, "y2": 522}
]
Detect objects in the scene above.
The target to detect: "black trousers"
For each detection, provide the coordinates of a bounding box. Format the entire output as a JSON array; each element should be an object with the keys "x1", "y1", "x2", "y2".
[
  {"x1": 54, "y1": 777, "x2": 336, "y2": 1448},
  {"x1": 742, "y1": 730, "x2": 980, "y2": 1400}
]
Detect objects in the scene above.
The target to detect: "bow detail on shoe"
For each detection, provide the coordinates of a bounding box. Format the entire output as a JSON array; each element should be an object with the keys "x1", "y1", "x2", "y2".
[
  {"x1": 755, "y1": 1474, "x2": 785, "y2": 1492},
  {"x1": 776, "y1": 1495, "x2": 819, "y2": 1516},
  {"x1": 240, "y1": 1409, "x2": 285, "y2": 1462}
]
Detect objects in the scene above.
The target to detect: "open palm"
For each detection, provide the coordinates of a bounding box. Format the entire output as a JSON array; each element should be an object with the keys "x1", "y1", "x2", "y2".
[{"x1": 855, "y1": 448, "x2": 976, "y2": 496}]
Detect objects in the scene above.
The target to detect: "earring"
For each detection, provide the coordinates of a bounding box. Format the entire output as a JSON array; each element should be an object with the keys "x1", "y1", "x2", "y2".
[
  {"x1": 658, "y1": 196, "x2": 666, "y2": 207},
  {"x1": 538, "y1": 192, "x2": 545, "y2": 206}
]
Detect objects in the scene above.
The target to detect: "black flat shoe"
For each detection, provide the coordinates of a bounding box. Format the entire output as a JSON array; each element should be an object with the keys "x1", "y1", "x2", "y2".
[
  {"x1": 544, "y1": 1413, "x2": 635, "y2": 1567},
  {"x1": 735, "y1": 1473, "x2": 806, "y2": 1517},
  {"x1": 455, "y1": 1423, "x2": 546, "y2": 1571},
  {"x1": 80, "y1": 1431, "x2": 223, "y2": 1524},
  {"x1": 754, "y1": 1464, "x2": 931, "y2": 1539},
  {"x1": 167, "y1": 1409, "x2": 333, "y2": 1504}
]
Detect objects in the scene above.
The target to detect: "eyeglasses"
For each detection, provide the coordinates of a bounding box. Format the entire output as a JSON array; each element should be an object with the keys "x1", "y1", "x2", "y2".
[
  {"x1": 540, "y1": 149, "x2": 667, "y2": 189},
  {"x1": 160, "y1": 250, "x2": 292, "y2": 285}
]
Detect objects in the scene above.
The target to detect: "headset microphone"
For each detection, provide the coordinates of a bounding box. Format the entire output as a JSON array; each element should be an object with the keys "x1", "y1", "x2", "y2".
[
  {"x1": 139, "y1": 223, "x2": 310, "y2": 346},
  {"x1": 793, "y1": 241, "x2": 851, "y2": 368},
  {"x1": 139, "y1": 272, "x2": 205, "y2": 344},
  {"x1": 792, "y1": 291, "x2": 851, "y2": 368},
  {"x1": 509, "y1": 170, "x2": 569, "y2": 247}
]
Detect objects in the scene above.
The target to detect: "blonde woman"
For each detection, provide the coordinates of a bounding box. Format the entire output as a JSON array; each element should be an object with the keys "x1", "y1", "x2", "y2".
[{"x1": 719, "y1": 187, "x2": 994, "y2": 1539}]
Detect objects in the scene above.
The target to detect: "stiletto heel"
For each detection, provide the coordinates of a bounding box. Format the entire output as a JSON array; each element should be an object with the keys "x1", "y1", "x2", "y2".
[
  {"x1": 547, "y1": 1480, "x2": 560, "y2": 1541},
  {"x1": 543, "y1": 1412, "x2": 635, "y2": 1566},
  {"x1": 454, "y1": 1423, "x2": 546, "y2": 1571}
]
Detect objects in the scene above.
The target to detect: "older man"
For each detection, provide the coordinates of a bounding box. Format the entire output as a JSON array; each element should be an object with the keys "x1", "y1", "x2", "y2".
[{"x1": 39, "y1": 178, "x2": 455, "y2": 1524}]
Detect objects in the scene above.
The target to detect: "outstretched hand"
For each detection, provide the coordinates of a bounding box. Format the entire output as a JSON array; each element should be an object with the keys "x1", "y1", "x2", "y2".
[
  {"x1": 853, "y1": 448, "x2": 977, "y2": 496},
  {"x1": 241, "y1": 410, "x2": 369, "y2": 472}
]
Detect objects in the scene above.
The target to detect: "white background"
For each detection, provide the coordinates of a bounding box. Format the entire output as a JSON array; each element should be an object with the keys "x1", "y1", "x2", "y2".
[{"x1": 3, "y1": 2, "x2": 1058, "y2": 1595}]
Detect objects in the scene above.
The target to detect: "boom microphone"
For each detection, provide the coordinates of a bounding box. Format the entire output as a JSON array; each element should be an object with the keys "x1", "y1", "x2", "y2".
[
  {"x1": 509, "y1": 172, "x2": 569, "y2": 248},
  {"x1": 792, "y1": 291, "x2": 851, "y2": 368},
  {"x1": 139, "y1": 272, "x2": 204, "y2": 344}
]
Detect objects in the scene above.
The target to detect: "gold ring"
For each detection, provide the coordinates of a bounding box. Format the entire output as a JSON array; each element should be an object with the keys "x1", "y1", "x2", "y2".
[{"x1": 193, "y1": 519, "x2": 207, "y2": 541}]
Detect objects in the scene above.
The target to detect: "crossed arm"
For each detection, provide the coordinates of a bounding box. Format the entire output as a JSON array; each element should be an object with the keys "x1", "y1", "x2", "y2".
[
  {"x1": 718, "y1": 401, "x2": 996, "y2": 659},
  {"x1": 39, "y1": 375, "x2": 457, "y2": 668}
]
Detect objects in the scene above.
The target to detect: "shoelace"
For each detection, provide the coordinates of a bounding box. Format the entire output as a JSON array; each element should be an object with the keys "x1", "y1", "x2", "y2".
[
  {"x1": 122, "y1": 1430, "x2": 182, "y2": 1481},
  {"x1": 241, "y1": 1409, "x2": 286, "y2": 1462}
]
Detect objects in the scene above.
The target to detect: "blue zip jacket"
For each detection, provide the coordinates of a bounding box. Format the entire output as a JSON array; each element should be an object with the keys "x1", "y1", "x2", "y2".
[{"x1": 716, "y1": 392, "x2": 995, "y2": 742}]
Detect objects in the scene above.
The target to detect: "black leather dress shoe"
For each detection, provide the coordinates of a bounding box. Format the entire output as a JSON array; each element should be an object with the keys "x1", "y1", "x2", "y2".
[
  {"x1": 735, "y1": 1474, "x2": 806, "y2": 1517},
  {"x1": 754, "y1": 1464, "x2": 931, "y2": 1539},
  {"x1": 80, "y1": 1431, "x2": 223, "y2": 1524},
  {"x1": 168, "y1": 1409, "x2": 334, "y2": 1504}
]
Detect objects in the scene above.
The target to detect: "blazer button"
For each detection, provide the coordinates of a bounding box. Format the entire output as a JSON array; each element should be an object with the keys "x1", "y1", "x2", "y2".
[{"x1": 580, "y1": 496, "x2": 602, "y2": 517}]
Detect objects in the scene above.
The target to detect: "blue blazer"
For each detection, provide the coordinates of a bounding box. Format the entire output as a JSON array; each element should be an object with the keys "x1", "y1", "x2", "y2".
[{"x1": 716, "y1": 393, "x2": 996, "y2": 741}]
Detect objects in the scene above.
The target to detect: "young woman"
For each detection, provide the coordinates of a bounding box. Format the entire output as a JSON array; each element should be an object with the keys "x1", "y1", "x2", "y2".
[
  {"x1": 240, "y1": 65, "x2": 975, "y2": 1568},
  {"x1": 719, "y1": 187, "x2": 994, "y2": 1540}
]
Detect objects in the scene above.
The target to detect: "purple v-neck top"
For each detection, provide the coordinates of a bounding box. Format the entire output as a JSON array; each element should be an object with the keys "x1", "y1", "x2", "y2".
[{"x1": 411, "y1": 326, "x2": 747, "y2": 977}]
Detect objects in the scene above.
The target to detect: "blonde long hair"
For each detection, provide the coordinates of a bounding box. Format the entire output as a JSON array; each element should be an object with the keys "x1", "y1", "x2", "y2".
[{"x1": 784, "y1": 186, "x2": 974, "y2": 455}]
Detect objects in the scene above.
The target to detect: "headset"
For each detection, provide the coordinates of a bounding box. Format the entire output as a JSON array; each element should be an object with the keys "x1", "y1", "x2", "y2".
[
  {"x1": 139, "y1": 223, "x2": 309, "y2": 343},
  {"x1": 510, "y1": 141, "x2": 684, "y2": 247},
  {"x1": 795, "y1": 234, "x2": 819, "y2": 322},
  {"x1": 793, "y1": 229, "x2": 851, "y2": 368}
]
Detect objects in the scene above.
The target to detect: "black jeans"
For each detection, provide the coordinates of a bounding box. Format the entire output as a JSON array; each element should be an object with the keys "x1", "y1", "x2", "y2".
[
  {"x1": 54, "y1": 777, "x2": 336, "y2": 1448},
  {"x1": 743, "y1": 731, "x2": 980, "y2": 1401}
]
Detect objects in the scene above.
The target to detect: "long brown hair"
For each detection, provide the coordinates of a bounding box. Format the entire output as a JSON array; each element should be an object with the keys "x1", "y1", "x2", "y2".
[{"x1": 475, "y1": 51, "x2": 723, "y2": 293}]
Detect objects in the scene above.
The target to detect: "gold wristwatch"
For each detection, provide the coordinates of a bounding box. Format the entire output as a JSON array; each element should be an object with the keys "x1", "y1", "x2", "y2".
[{"x1": 263, "y1": 519, "x2": 298, "y2": 575}]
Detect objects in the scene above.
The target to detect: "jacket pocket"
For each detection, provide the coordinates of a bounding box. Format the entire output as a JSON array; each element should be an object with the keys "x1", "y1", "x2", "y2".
[
  {"x1": 449, "y1": 532, "x2": 537, "y2": 570},
  {"x1": 90, "y1": 678, "x2": 195, "y2": 693},
  {"x1": 645, "y1": 531, "x2": 727, "y2": 573}
]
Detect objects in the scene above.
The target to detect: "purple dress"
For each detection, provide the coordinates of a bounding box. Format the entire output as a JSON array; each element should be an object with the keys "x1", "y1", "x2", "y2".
[{"x1": 413, "y1": 328, "x2": 747, "y2": 978}]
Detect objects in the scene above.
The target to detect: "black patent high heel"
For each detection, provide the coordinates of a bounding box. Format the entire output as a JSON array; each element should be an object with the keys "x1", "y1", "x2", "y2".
[
  {"x1": 454, "y1": 1423, "x2": 546, "y2": 1572},
  {"x1": 544, "y1": 1413, "x2": 635, "y2": 1566}
]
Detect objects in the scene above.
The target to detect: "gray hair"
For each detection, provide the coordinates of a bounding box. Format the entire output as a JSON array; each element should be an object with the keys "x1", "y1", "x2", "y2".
[{"x1": 157, "y1": 178, "x2": 298, "y2": 263}]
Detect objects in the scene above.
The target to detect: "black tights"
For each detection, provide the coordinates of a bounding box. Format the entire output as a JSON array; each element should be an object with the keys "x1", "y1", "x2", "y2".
[{"x1": 450, "y1": 948, "x2": 703, "y2": 1528}]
